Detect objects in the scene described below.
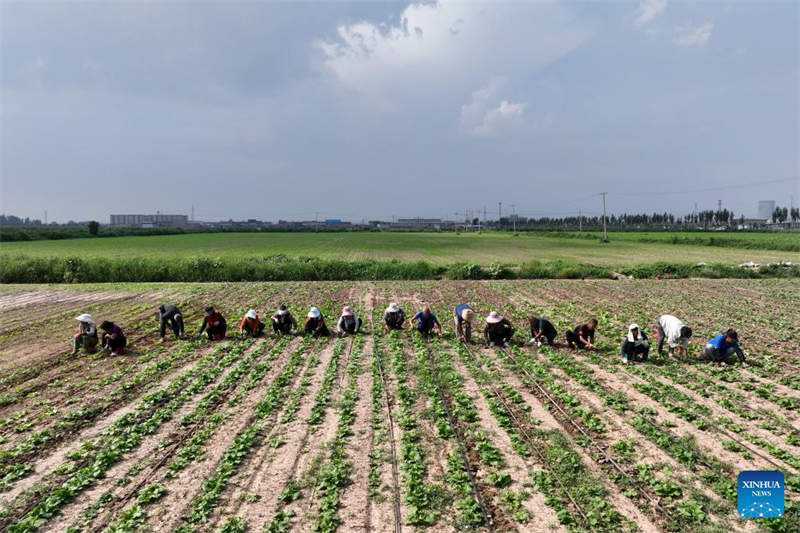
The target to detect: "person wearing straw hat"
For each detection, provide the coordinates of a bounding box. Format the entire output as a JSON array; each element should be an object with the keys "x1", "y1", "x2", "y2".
[
  {"x1": 240, "y1": 309, "x2": 266, "y2": 338},
  {"x1": 621, "y1": 324, "x2": 649, "y2": 365},
  {"x1": 336, "y1": 306, "x2": 362, "y2": 337},
  {"x1": 454, "y1": 304, "x2": 475, "y2": 343},
  {"x1": 197, "y1": 306, "x2": 227, "y2": 341},
  {"x1": 304, "y1": 307, "x2": 330, "y2": 337},
  {"x1": 271, "y1": 305, "x2": 297, "y2": 335},
  {"x1": 71, "y1": 314, "x2": 99, "y2": 355},
  {"x1": 158, "y1": 303, "x2": 185, "y2": 340},
  {"x1": 483, "y1": 311, "x2": 515, "y2": 347},
  {"x1": 100, "y1": 320, "x2": 127, "y2": 355},
  {"x1": 700, "y1": 328, "x2": 747, "y2": 367},
  {"x1": 528, "y1": 315, "x2": 557, "y2": 346},
  {"x1": 411, "y1": 305, "x2": 442, "y2": 336},
  {"x1": 382, "y1": 303, "x2": 406, "y2": 333}
]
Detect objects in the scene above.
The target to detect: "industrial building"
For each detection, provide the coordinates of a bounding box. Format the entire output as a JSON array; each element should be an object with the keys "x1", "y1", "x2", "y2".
[{"x1": 109, "y1": 214, "x2": 189, "y2": 227}]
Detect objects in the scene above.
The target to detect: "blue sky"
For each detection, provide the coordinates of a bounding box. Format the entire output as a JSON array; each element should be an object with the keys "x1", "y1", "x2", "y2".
[{"x1": 1, "y1": 1, "x2": 798, "y2": 222}]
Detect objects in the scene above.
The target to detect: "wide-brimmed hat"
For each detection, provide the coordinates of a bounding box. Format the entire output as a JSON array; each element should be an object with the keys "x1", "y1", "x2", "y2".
[
  {"x1": 341, "y1": 306, "x2": 353, "y2": 317},
  {"x1": 386, "y1": 303, "x2": 400, "y2": 313},
  {"x1": 277, "y1": 305, "x2": 289, "y2": 315},
  {"x1": 245, "y1": 309, "x2": 257, "y2": 320},
  {"x1": 308, "y1": 307, "x2": 321, "y2": 318},
  {"x1": 486, "y1": 311, "x2": 502, "y2": 323},
  {"x1": 204, "y1": 307, "x2": 215, "y2": 316},
  {"x1": 461, "y1": 309, "x2": 474, "y2": 322},
  {"x1": 75, "y1": 314, "x2": 94, "y2": 324}
]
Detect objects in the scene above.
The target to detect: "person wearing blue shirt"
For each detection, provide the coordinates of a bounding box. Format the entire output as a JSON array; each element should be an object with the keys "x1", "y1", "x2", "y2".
[
  {"x1": 411, "y1": 305, "x2": 442, "y2": 336},
  {"x1": 701, "y1": 329, "x2": 747, "y2": 366}
]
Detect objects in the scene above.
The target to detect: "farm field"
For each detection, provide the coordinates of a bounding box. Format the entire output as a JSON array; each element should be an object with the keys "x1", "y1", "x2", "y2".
[
  {"x1": 2, "y1": 231, "x2": 798, "y2": 266},
  {"x1": 1, "y1": 280, "x2": 799, "y2": 533}
]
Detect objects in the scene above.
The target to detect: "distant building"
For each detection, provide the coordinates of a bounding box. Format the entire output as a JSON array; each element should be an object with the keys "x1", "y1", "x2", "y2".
[
  {"x1": 109, "y1": 214, "x2": 189, "y2": 227},
  {"x1": 758, "y1": 200, "x2": 775, "y2": 221}
]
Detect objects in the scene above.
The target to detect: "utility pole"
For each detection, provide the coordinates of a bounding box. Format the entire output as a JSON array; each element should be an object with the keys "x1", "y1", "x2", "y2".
[
  {"x1": 499, "y1": 202, "x2": 502, "y2": 226},
  {"x1": 191, "y1": 204, "x2": 194, "y2": 222},
  {"x1": 600, "y1": 192, "x2": 609, "y2": 242},
  {"x1": 483, "y1": 206, "x2": 487, "y2": 230},
  {"x1": 44, "y1": 211, "x2": 48, "y2": 225},
  {"x1": 511, "y1": 204, "x2": 517, "y2": 236},
  {"x1": 315, "y1": 212, "x2": 318, "y2": 233},
  {"x1": 694, "y1": 201, "x2": 697, "y2": 224},
  {"x1": 579, "y1": 210, "x2": 582, "y2": 233}
]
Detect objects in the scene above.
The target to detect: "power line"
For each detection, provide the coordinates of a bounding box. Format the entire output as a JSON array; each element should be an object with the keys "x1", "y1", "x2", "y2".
[{"x1": 610, "y1": 176, "x2": 798, "y2": 197}]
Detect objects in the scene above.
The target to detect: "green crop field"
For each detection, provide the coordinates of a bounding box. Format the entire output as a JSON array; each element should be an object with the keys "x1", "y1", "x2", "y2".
[{"x1": 1, "y1": 231, "x2": 797, "y2": 266}]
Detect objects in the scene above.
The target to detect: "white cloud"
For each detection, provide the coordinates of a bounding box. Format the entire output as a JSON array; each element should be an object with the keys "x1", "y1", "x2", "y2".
[
  {"x1": 459, "y1": 78, "x2": 532, "y2": 138},
  {"x1": 673, "y1": 22, "x2": 714, "y2": 48},
  {"x1": 635, "y1": 0, "x2": 667, "y2": 26},
  {"x1": 317, "y1": 2, "x2": 590, "y2": 102}
]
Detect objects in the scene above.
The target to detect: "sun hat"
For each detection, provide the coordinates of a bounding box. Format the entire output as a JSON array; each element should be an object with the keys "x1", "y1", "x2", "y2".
[
  {"x1": 204, "y1": 307, "x2": 215, "y2": 316},
  {"x1": 387, "y1": 303, "x2": 400, "y2": 313},
  {"x1": 277, "y1": 305, "x2": 289, "y2": 315},
  {"x1": 627, "y1": 324, "x2": 641, "y2": 342},
  {"x1": 341, "y1": 306, "x2": 353, "y2": 317},
  {"x1": 75, "y1": 314, "x2": 94, "y2": 324},
  {"x1": 245, "y1": 309, "x2": 257, "y2": 320},
  {"x1": 308, "y1": 307, "x2": 321, "y2": 319},
  {"x1": 486, "y1": 311, "x2": 502, "y2": 323},
  {"x1": 461, "y1": 309, "x2": 474, "y2": 322}
]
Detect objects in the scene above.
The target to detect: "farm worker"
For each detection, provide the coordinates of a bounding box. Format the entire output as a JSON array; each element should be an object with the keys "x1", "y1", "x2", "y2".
[
  {"x1": 566, "y1": 319, "x2": 597, "y2": 350},
  {"x1": 158, "y1": 303, "x2": 184, "y2": 340},
  {"x1": 336, "y1": 306, "x2": 362, "y2": 336},
  {"x1": 454, "y1": 304, "x2": 474, "y2": 343},
  {"x1": 655, "y1": 315, "x2": 692, "y2": 359},
  {"x1": 411, "y1": 305, "x2": 442, "y2": 336},
  {"x1": 100, "y1": 320, "x2": 127, "y2": 355},
  {"x1": 71, "y1": 314, "x2": 98, "y2": 355},
  {"x1": 484, "y1": 312, "x2": 514, "y2": 347},
  {"x1": 240, "y1": 309, "x2": 266, "y2": 338},
  {"x1": 382, "y1": 303, "x2": 406, "y2": 333},
  {"x1": 198, "y1": 306, "x2": 227, "y2": 341},
  {"x1": 271, "y1": 305, "x2": 297, "y2": 335},
  {"x1": 528, "y1": 316, "x2": 557, "y2": 345},
  {"x1": 700, "y1": 329, "x2": 747, "y2": 367},
  {"x1": 304, "y1": 307, "x2": 330, "y2": 337},
  {"x1": 621, "y1": 324, "x2": 649, "y2": 364}
]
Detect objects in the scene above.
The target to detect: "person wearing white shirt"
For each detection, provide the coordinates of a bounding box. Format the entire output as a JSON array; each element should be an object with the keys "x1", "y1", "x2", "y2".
[{"x1": 656, "y1": 315, "x2": 692, "y2": 359}]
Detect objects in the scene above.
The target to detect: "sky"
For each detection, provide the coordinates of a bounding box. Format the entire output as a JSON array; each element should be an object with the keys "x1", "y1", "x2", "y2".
[{"x1": 1, "y1": 0, "x2": 798, "y2": 223}]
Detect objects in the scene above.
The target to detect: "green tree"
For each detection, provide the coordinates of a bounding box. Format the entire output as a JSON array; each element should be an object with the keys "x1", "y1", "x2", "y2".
[{"x1": 88, "y1": 221, "x2": 100, "y2": 235}]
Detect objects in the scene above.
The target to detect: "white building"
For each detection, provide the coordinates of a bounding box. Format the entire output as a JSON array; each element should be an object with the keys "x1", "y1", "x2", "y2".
[{"x1": 758, "y1": 200, "x2": 775, "y2": 221}]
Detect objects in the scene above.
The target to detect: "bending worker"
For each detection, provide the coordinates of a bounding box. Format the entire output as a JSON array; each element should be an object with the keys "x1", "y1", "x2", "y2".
[
  {"x1": 656, "y1": 314, "x2": 692, "y2": 359},
  {"x1": 566, "y1": 319, "x2": 597, "y2": 350},
  {"x1": 529, "y1": 315, "x2": 557, "y2": 346},
  {"x1": 621, "y1": 324, "x2": 649, "y2": 364},
  {"x1": 158, "y1": 303, "x2": 185, "y2": 340},
  {"x1": 305, "y1": 307, "x2": 330, "y2": 337},
  {"x1": 336, "y1": 306, "x2": 362, "y2": 337},
  {"x1": 454, "y1": 303, "x2": 474, "y2": 343},
  {"x1": 272, "y1": 305, "x2": 297, "y2": 335},
  {"x1": 382, "y1": 303, "x2": 406, "y2": 333},
  {"x1": 72, "y1": 314, "x2": 98, "y2": 355},
  {"x1": 198, "y1": 306, "x2": 227, "y2": 341},
  {"x1": 484, "y1": 311, "x2": 514, "y2": 347},
  {"x1": 240, "y1": 309, "x2": 266, "y2": 338},
  {"x1": 411, "y1": 305, "x2": 442, "y2": 336},
  {"x1": 100, "y1": 320, "x2": 127, "y2": 355},
  {"x1": 701, "y1": 329, "x2": 747, "y2": 367}
]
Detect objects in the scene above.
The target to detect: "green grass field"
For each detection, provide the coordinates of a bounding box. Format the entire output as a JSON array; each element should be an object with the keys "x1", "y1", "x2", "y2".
[{"x1": 1, "y1": 231, "x2": 797, "y2": 266}]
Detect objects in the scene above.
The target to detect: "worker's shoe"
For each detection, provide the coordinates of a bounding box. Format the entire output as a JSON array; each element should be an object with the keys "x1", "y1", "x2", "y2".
[
  {"x1": 489, "y1": 342, "x2": 496, "y2": 348},
  {"x1": 503, "y1": 342, "x2": 510, "y2": 348},
  {"x1": 740, "y1": 362, "x2": 750, "y2": 368},
  {"x1": 529, "y1": 338, "x2": 536, "y2": 344}
]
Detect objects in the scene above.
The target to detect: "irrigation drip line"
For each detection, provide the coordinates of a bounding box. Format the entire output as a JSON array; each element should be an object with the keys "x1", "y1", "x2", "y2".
[
  {"x1": 497, "y1": 346, "x2": 672, "y2": 518},
  {"x1": 616, "y1": 365, "x2": 793, "y2": 474},
  {"x1": 371, "y1": 327, "x2": 403, "y2": 533},
  {"x1": 461, "y1": 343, "x2": 595, "y2": 529},
  {"x1": 423, "y1": 338, "x2": 495, "y2": 533}
]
